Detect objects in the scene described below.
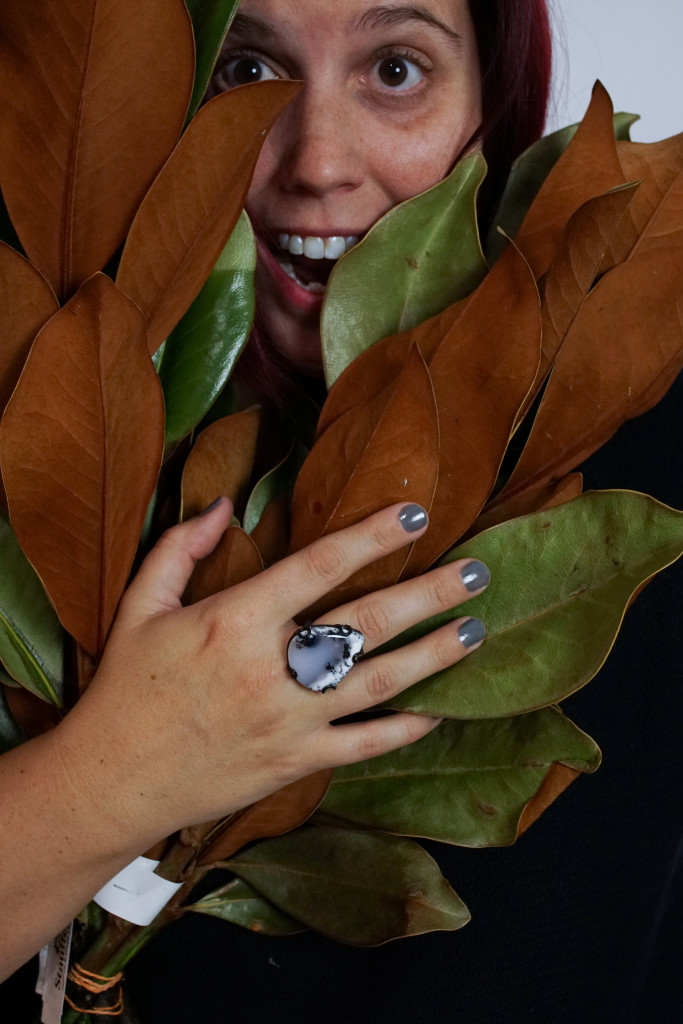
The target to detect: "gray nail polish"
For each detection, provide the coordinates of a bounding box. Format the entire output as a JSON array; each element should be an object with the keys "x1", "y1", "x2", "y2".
[
  {"x1": 398, "y1": 504, "x2": 428, "y2": 532},
  {"x1": 458, "y1": 617, "x2": 486, "y2": 648},
  {"x1": 461, "y1": 560, "x2": 491, "y2": 592},
  {"x1": 201, "y1": 497, "x2": 222, "y2": 516}
]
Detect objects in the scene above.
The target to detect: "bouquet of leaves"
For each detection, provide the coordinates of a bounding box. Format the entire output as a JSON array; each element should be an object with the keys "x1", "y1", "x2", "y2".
[{"x1": 1, "y1": 1, "x2": 683, "y2": 1020}]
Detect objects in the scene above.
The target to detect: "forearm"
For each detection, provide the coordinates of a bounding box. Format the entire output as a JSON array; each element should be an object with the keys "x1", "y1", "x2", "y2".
[{"x1": 0, "y1": 729, "x2": 151, "y2": 982}]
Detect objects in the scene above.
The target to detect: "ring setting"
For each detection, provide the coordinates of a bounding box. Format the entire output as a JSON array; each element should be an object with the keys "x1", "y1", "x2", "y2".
[{"x1": 287, "y1": 624, "x2": 365, "y2": 693}]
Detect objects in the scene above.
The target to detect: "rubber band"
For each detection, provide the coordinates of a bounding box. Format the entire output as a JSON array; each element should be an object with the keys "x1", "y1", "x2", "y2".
[{"x1": 64, "y1": 963, "x2": 124, "y2": 1017}]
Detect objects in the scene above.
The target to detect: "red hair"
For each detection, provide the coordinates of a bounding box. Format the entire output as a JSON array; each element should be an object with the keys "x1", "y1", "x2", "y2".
[{"x1": 467, "y1": 0, "x2": 553, "y2": 226}]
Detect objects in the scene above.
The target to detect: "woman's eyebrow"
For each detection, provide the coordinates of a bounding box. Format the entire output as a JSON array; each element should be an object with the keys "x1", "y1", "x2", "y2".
[
  {"x1": 229, "y1": 12, "x2": 274, "y2": 38},
  {"x1": 351, "y1": 4, "x2": 463, "y2": 47}
]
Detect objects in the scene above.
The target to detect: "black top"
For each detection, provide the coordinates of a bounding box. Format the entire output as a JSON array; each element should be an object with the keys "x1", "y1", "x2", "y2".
[{"x1": 3, "y1": 373, "x2": 682, "y2": 1024}]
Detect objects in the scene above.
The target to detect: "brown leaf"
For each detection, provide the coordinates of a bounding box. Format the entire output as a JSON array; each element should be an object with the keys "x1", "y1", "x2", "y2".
[
  {"x1": 0, "y1": 242, "x2": 58, "y2": 420},
  {"x1": 181, "y1": 409, "x2": 261, "y2": 521},
  {"x1": 4, "y1": 684, "x2": 61, "y2": 738},
  {"x1": 401, "y1": 242, "x2": 541, "y2": 575},
  {"x1": 0, "y1": 0, "x2": 194, "y2": 300},
  {"x1": 528, "y1": 184, "x2": 639, "y2": 419},
  {"x1": 184, "y1": 525, "x2": 263, "y2": 605},
  {"x1": 602, "y1": 132, "x2": 683, "y2": 271},
  {"x1": 116, "y1": 81, "x2": 300, "y2": 353},
  {"x1": 516, "y1": 763, "x2": 581, "y2": 838},
  {"x1": 500, "y1": 250, "x2": 683, "y2": 501},
  {"x1": 0, "y1": 274, "x2": 164, "y2": 656},
  {"x1": 471, "y1": 473, "x2": 583, "y2": 536},
  {"x1": 290, "y1": 346, "x2": 439, "y2": 607},
  {"x1": 514, "y1": 82, "x2": 626, "y2": 278},
  {"x1": 198, "y1": 770, "x2": 333, "y2": 867},
  {"x1": 250, "y1": 494, "x2": 290, "y2": 567}
]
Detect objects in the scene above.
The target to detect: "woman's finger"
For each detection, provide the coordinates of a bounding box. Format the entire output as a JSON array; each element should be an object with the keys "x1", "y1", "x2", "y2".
[
  {"x1": 326, "y1": 558, "x2": 491, "y2": 655},
  {"x1": 116, "y1": 497, "x2": 233, "y2": 625},
  {"x1": 319, "y1": 710, "x2": 442, "y2": 769},
  {"x1": 216, "y1": 502, "x2": 429, "y2": 623},
  {"x1": 328, "y1": 615, "x2": 485, "y2": 718}
]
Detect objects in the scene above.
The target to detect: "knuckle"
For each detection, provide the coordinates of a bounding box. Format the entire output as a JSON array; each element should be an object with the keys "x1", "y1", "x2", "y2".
[
  {"x1": 429, "y1": 570, "x2": 462, "y2": 611},
  {"x1": 402, "y1": 714, "x2": 431, "y2": 745},
  {"x1": 367, "y1": 518, "x2": 396, "y2": 552},
  {"x1": 432, "y1": 630, "x2": 462, "y2": 669},
  {"x1": 365, "y1": 662, "x2": 396, "y2": 702},
  {"x1": 301, "y1": 540, "x2": 347, "y2": 588},
  {"x1": 355, "y1": 598, "x2": 391, "y2": 642},
  {"x1": 358, "y1": 729, "x2": 385, "y2": 762}
]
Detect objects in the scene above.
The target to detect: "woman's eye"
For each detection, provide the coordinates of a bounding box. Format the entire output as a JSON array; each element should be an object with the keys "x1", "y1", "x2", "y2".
[
  {"x1": 375, "y1": 56, "x2": 425, "y2": 91},
  {"x1": 213, "y1": 55, "x2": 280, "y2": 91}
]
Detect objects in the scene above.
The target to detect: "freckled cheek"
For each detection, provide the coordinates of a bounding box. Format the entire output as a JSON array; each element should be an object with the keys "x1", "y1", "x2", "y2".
[{"x1": 368, "y1": 130, "x2": 463, "y2": 203}]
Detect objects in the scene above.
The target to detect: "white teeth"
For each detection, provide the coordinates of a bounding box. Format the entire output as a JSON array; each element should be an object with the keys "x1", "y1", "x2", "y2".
[
  {"x1": 277, "y1": 233, "x2": 360, "y2": 260},
  {"x1": 278, "y1": 256, "x2": 327, "y2": 294},
  {"x1": 324, "y1": 236, "x2": 347, "y2": 259}
]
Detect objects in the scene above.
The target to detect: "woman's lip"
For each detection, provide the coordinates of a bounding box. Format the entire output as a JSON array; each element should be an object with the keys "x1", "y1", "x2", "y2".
[{"x1": 256, "y1": 235, "x2": 326, "y2": 315}]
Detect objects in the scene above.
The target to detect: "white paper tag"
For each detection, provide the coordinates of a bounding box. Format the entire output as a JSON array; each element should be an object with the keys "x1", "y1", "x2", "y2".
[
  {"x1": 39, "y1": 921, "x2": 73, "y2": 1024},
  {"x1": 35, "y1": 943, "x2": 48, "y2": 996},
  {"x1": 93, "y1": 856, "x2": 183, "y2": 926}
]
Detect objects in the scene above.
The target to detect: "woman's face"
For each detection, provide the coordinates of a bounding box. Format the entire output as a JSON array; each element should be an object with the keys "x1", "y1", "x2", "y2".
[{"x1": 212, "y1": 0, "x2": 483, "y2": 372}]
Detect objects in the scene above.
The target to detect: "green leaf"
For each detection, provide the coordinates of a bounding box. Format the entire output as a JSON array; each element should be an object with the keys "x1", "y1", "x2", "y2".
[
  {"x1": 158, "y1": 211, "x2": 256, "y2": 447},
  {"x1": 389, "y1": 491, "x2": 683, "y2": 719},
  {"x1": 317, "y1": 708, "x2": 600, "y2": 848},
  {"x1": 321, "y1": 153, "x2": 487, "y2": 387},
  {"x1": 0, "y1": 685, "x2": 25, "y2": 753},
  {"x1": 614, "y1": 111, "x2": 640, "y2": 141},
  {"x1": 224, "y1": 824, "x2": 470, "y2": 944},
  {"x1": 243, "y1": 440, "x2": 307, "y2": 534},
  {"x1": 487, "y1": 112, "x2": 638, "y2": 262},
  {"x1": 186, "y1": 877, "x2": 305, "y2": 935},
  {"x1": 184, "y1": 0, "x2": 240, "y2": 120},
  {"x1": 0, "y1": 511, "x2": 64, "y2": 706}
]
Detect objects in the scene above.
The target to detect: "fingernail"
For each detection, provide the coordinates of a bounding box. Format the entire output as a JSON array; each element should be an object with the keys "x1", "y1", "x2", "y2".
[
  {"x1": 458, "y1": 617, "x2": 486, "y2": 649},
  {"x1": 201, "y1": 497, "x2": 222, "y2": 516},
  {"x1": 398, "y1": 504, "x2": 428, "y2": 532},
  {"x1": 461, "y1": 560, "x2": 491, "y2": 593}
]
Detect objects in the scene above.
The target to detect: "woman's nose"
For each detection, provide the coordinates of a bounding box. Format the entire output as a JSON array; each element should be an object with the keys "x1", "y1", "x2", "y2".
[{"x1": 276, "y1": 87, "x2": 365, "y2": 197}]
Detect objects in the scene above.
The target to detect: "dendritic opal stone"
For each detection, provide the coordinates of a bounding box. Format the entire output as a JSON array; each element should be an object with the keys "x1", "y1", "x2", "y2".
[{"x1": 287, "y1": 624, "x2": 365, "y2": 693}]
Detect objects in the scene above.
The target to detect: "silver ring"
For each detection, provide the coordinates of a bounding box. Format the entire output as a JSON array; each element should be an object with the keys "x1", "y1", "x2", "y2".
[{"x1": 287, "y1": 624, "x2": 365, "y2": 693}]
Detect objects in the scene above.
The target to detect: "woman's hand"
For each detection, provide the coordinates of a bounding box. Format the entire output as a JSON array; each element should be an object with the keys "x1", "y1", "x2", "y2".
[{"x1": 54, "y1": 498, "x2": 489, "y2": 850}]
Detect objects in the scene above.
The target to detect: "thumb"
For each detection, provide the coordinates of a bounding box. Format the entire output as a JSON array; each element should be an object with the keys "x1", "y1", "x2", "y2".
[{"x1": 117, "y1": 497, "x2": 233, "y2": 624}]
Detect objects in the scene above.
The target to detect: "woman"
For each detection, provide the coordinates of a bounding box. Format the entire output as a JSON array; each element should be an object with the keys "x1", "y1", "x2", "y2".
[{"x1": 3, "y1": 1, "x2": 682, "y2": 1022}]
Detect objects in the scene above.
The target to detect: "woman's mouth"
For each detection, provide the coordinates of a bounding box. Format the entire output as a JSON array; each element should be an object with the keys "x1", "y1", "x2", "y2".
[{"x1": 269, "y1": 233, "x2": 361, "y2": 294}]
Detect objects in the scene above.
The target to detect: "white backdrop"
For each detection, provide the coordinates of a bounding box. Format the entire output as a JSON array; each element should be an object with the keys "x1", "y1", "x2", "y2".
[{"x1": 547, "y1": 0, "x2": 683, "y2": 141}]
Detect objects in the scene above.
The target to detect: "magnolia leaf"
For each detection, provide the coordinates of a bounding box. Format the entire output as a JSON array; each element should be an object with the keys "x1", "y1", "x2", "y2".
[
  {"x1": 516, "y1": 762, "x2": 582, "y2": 838},
  {"x1": 317, "y1": 708, "x2": 600, "y2": 848},
  {"x1": 501, "y1": 249, "x2": 683, "y2": 502},
  {"x1": 512, "y1": 82, "x2": 626, "y2": 279},
  {"x1": 250, "y1": 495, "x2": 290, "y2": 568},
  {"x1": 401, "y1": 242, "x2": 541, "y2": 575},
  {"x1": 0, "y1": 684, "x2": 25, "y2": 754},
  {"x1": 197, "y1": 771, "x2": 333, "y2": 865},
  {"x1": 0, "y1": 0, "x2": 194, "y2": 300},
  {"x1": 0, "y1": 192, "x2": 21, "y2": 252},
  {"x1": 243, "y1": 440, "x2": 307, "y2": 535},
  {"x1": 0, "y1": 275, "x2": 164, "y2": 658},
  {"x1": 321, "y1": 153, "x2": 487, "y2": 386},
  {"x1": 0, "y1": 242, "x2": 59, "y2": 425},
  {"x1": 389, "y1": 492, "x2": 683, "y2": 718},
  {"x1": 158, "y1": 211, "x2": 256, "y2": 447},
  {"x1": 184, "y1": 0, "x2": 240, "y2": 119},
  {"x1": 186, "y1": 877, "x2": 304, "y2": 935},
  {"x1": 487, "y1": 109, "x2": 638, "y2": 263},
  {"x1": 224, "y1": 825, "x2": 470, "y2": 944},
  {"x1": 184, "y1": 525, "x2": 263, "y2": 604},
  {"x1": 116, "y1": 80, "x2": 300, "y2": 354},
  {"x1": 181, "y1": 408, "x2": 261, "y2": 521},
  {"x1": 0, "y1": 512, "x2": 64, "y2": 705},
  {"x1": 473, "y1": 473, "x2": 583, "y2": 536},
  {"x1": 530, "y1": 183, "x2": 639, "y2": 406},
  {"x1": 290, "y1": 346, "x2": 439, "y2": 608},
  {"x1": 602, "y1": 132, "x2": 683, "y2": 272}
]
